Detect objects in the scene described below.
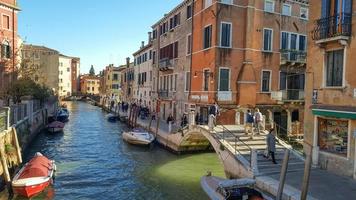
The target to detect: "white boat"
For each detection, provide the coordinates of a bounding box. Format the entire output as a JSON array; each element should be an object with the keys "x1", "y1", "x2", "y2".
[
  {"x1": 201, "y1": 175, "x2": 273, "y2": 200},
  {"x1": 122, "y1": 128, "x2": 155, "y2": 145}
]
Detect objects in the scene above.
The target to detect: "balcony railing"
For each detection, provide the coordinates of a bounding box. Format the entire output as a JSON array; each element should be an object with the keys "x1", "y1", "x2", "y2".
[
  {"x1": 158, "y1": 90, "x2": 174, "y2": 99},
  {"x1": 311, "y1": 12, "x2": 352, "y2": 41},
  {"x1": 282, "y1": 89, "x2": 305, "y2": 101},
  {"x1": 159, "y1": 58, "x2": 173, "y2": 71},
  {"x1": 280, "y1": 49, "x2": 307, "y2": 63}
]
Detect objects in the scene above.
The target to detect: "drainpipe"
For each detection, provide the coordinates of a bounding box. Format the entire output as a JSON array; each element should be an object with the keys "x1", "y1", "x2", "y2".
[{"x1": 189, "y1": 0, "x2": 194, "y2": 100}]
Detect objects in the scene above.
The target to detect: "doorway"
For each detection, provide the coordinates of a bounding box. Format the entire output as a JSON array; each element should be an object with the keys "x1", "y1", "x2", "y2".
[{"x1": 274, "y1": 111, "x2": 288, "y2": 138}]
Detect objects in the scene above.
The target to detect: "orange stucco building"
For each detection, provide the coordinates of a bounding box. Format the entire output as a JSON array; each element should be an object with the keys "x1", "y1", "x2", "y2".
[
  {"x1": 0, "y1": 0, "x2": 20, "y2": 93},
  {"x1": 305, "y1": 0, "x2": 356, "y2": 178},
  {"x1": 190, "y1": 0, "x2": 308, "y2": 136}
]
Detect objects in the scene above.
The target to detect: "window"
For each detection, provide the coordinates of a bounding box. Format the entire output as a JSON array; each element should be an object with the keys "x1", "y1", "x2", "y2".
[
  {"x1": 1, "y1": 42, "x2": 11, "y2": 59},
  {"x1": 221, "y1": 0, "x2": 233, "y2": 5},
  {"x1": 263, "y1": 29, "x2": 273, "y2": 52},
  {"x1": 170, "y1": 75, "x2": 173, "y2": 91},
  {"x1": 204, "y1": 25, "x2": 212, "y2": 49},
  {"x1": 203, "y1": 69, "x2": 210, "y2": 91},
  {"x1": 264, "y1": 0, "x2": 275, "y2": 13},
  {"x1": 205, "y1": 0, "x2": 212, "y2": 8},
  {"x1": 300, "y1": 7, "x2": 308, "y2": 19},
  {"x1": 2, "y1": 15, "x2": 10, "y2": 29},
  {"x1": 325, "y1": 50, "x2": 344, "y2": 87},
  {"x1": 187, "y1": 34, "x2": 192, "y2": 55},
  {"x1": 185, "y1": 72, "x2": 191, "y2": 92},
  {"x1": 174, "y1": 74, "x2": 178, "y2": 91},
  {"x1": 219, "y1": 68, "x2": 230, "y2": 91},
  {"x1": 187, "y1": 4, "x2": 192, "y2": 19},
  {"x1": 220, "y1": 22, "x2": 232, "y2": 47},
  {"x1": 152, "y1": 29, "x2": 157, "y2": 39},
  {"x1": 67, "y1": 68, "x2": 70, "y2": 72},
  {"x1": 282, "y1": 4, "x2": 291, "y2": 16},
  {"x1": 299, "y1": 35, "x2": 306, "y2": 51},
  {"x1": 318, "y1": 118, "x2": 348, "y2": 156},
  {"x1": 279, "y1": 72, "x2": 287, "y2": 90},
  {"x1": 261, "y1": 70, "x2": 271, "y2": 92},
  {"x1": 113, "y1": 74, "x2": 118, "y2": 81},
  {"x1": 281, "y1": 32, "x2": 289, "y2": 50}
]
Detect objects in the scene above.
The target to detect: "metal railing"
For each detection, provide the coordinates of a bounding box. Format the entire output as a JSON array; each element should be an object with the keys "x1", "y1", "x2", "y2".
[
  {"x1": 158, "y1": 90, "x2": 174, "y2": 99},
  {"x1": 280, "y1": 49, "x2": 307, "y2": 63},
  {"x1": 218, "y1": 124, "x2": 252, "y2": 156},
  {"x1": 159, "y1": 58, "x2": 173, "y2": 70},
  {"x1": 281, "y1": 89, "x2": 305, "y2": 101},
  {"x1": 274, "y1": 123, "x2": 304, "y2": 155},
  {"x1": 311, "y1": 12, "x2": 352, "y2": 41}
]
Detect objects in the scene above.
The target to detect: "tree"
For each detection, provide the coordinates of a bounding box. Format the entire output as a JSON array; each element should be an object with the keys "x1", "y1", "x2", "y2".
[{"x1": 89, "y1": 65, "x2": 95, "y2": 76}]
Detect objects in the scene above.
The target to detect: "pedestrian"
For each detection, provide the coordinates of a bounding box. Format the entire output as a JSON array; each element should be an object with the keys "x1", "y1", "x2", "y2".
[
  {"x1": 167, "y1": 114, "x2": 174, "y2": 124},
  {"x1": 181, "y1": 114, "x2": 188, "y2": 127},
  {"x1": 195, "y1": 112, "x2": 200, "y2": 125},
  {"x1": 245, "y1": 110, "x2": 254, "y2": 138},
  {"x1": 254, "y1": 108, "x2": 263, "y2": 135},
  {"x1": 209, "y1": 102, "x2": 220, "y2": 126},
  {"x1": 264, "y1": 128, "x2": 277, "y2": 164}
]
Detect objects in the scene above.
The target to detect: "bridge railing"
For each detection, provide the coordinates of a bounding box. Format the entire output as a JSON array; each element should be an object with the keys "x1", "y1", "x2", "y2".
[
  {"x1": 216, "y1": 124, "x2": 257, "y2": 171},
  {"x1": 274, "y1": 123, "x2": 304, "y2": 158}
]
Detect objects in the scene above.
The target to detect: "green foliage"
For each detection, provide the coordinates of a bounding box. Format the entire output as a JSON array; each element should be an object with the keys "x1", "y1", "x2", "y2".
[
  {"x1": 89, "y1": 65, "x2": 95, "y2": 76},
  {"x1": 7, "y1": 78, "x2": 53, "y2": 103},
  {"x1": 5, "y1": 144, "x2": 15, "y2": 154}
]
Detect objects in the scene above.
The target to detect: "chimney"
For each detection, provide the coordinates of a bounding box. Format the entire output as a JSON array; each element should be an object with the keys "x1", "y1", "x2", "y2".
[
  {"x1": 148, "y1": 32, "x2": 152, "y2": 43},
  {"x1": 126, "y1": 57, "x2": 130, "y2": 68},
  {"x1": 141, "y1": 41, "x2": 145, "y2": 49}
]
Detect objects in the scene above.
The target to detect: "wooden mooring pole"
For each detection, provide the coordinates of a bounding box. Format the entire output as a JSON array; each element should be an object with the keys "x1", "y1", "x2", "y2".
[
  {"x1": 11, "y1": 127, "x2": 22, "y2": 164},
  {"x1": 276, "y1": 149, "x2": 290, "y2": 200},
  {"x1": 301, "y1": 146, "x2": 313, "y2": 200}
]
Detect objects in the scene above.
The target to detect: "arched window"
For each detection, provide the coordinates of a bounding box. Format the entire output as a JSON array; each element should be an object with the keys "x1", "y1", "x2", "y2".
[{"x1": 1, "y1": 41, "x2": 11, "y2": 59}]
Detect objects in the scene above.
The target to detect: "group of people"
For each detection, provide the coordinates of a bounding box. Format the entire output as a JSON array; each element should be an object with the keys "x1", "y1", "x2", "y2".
[{"x1": 245, "y1": 108, "x2": 263, "y2": 139}]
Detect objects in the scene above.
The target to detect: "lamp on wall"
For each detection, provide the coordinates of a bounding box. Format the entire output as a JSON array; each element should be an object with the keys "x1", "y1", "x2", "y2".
[{"x1": 193, "y1": 70, "x2": 214, "y2": 79}]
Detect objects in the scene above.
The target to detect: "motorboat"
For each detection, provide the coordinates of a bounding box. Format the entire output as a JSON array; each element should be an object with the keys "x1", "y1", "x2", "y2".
[
  {"x1": 107, "y1": 113, "x2": 117, "y2": 122},
  {"x1": 47, "y1": 121, "x2": 65, "y2": 133},
  {"x1": 201, "y1": 174, "x2": 273, "y2": 200},
  {"x1": 12, "y1": 152, "x2": 56, "y2": 198},
  {"x1": 122, "y1": 128, "x2": 155, "y2": 145},
  {"x1": 56, "y1": 109, "x2": 69, "y2": 122}
]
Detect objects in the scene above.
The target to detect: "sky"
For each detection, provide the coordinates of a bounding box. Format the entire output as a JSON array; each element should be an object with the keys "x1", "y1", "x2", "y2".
[{"x1": 18, "y1": 0, "x2": 182, "y2": 74}]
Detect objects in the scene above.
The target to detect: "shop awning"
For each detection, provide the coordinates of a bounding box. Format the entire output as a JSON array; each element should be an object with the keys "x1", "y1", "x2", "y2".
[{"x1": 311, "y1": 105, "x2": 356, "y2": 120}]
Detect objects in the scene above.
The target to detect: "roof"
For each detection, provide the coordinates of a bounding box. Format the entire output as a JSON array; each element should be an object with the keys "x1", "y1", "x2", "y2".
[
  {"x1": 151, "y1": 0, "x2": 191, "y2": 28},
  {"x1": 132, "y1": 43, "x2": 153, "y2": 56},
  {"x1": 0, "y1": 1, "x2": 21, "y2": 11},
  {"x1": 22, "y1": 44, "x2": 59, "y2": 53}
]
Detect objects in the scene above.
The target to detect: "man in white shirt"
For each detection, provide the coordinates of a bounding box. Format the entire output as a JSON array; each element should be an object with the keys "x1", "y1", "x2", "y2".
[{"x1": 253, "y1": 108, "x2": 263, "y2": 136}]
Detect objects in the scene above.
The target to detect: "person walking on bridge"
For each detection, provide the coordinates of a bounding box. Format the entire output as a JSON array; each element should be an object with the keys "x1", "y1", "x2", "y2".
[{"x1": 264, "y1": 128, "x2": 277, "y2": 164}]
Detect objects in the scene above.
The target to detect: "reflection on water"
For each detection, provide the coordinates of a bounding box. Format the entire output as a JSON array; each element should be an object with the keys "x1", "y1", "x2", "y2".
[{"x1": 15, "y1": 102, "x2": 225, "y2": 200}]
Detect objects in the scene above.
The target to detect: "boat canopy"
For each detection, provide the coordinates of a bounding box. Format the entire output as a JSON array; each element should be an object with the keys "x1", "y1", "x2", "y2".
[{"x1": 218, "y1": 178, "x2": 256, "y2": 189}]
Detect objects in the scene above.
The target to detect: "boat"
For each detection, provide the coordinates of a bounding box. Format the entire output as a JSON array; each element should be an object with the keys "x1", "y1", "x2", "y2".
[
  {"x1": 122, "y1": 128, "x2": 155, "y2": 145},
  {"x1": 56, "y1": 109, "x2": 69, "y2": 122},
  {"x1": 107, "y1": 113, "x2": 117, "y2": 122},
  {"x1": 47, "y1": 121, "x2": 65, "y2": 133},
  {"x1": 201, "y1": 174, "x2": 273, "y2": 200},
  {"x1": 12, "y1": 152, "x2": 56, "y2": 198}
]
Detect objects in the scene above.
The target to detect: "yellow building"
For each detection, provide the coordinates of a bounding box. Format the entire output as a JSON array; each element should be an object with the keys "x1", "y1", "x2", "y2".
[
  {"x1": 103, "y1": 64, "x2": 124, "y2": 101},
  {"x1": 80, "y1": 75, "x2": 101, "y2": 95}
]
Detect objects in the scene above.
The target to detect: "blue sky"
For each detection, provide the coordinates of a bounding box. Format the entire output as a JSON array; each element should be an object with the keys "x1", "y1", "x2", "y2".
[{"x1": 18, "y1": 0, "x2": 181, "y2": 74}]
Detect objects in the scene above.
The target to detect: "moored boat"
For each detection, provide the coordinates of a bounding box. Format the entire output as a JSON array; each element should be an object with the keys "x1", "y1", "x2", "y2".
[
  {"x1": 201, "y1": 175, "x2": 272, "y2": 200},
  {"x1": 122, "y1": 128, "x2": 155, "y2": 146},
  {"x1": 12, "y1": 152, "x2": 56, "y2": 198},
  {"x1": 107, "y1": 113, "x2": 117, "y2": 122},
  {"x1": 47, "y1": 121, "x2": 65, "y2": 133},
  {"x1": 56, "y1": 109, "x2": 69, "y2": 122}
]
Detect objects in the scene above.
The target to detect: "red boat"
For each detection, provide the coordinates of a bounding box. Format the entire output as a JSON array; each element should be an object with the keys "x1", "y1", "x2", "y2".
[{"x1": 12, "y1": 153, "x2": 56, "y2": 198}]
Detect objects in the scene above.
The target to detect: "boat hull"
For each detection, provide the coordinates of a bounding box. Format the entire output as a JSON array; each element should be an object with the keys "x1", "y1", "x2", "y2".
[
  {"x1": 13, "y1": 180, "x2": 51, "y2": 198},
  {"x1": 122, "y1": 132, "x2": 155, "y2": 146},
  {"x1": 47, "y1": 127, "x2": 63, "y2": 133}
]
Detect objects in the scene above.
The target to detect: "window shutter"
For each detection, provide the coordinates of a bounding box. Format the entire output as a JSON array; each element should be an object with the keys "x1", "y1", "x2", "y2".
[
  {"x1": 344, "y1": 0, "x2": 352, "y2": 13},
  {"x1": 321, "y1": 0, "x2": 330, "y2": 18}
]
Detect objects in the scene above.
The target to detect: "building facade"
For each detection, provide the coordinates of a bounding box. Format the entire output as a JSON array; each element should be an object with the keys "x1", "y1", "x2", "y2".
[
  {"x1": 190, "y1": 0, "x2": 308, "y2": 135},
  {"x1": 133, "y1": 42, "x2": 154, "y2": 111},
  {"x1": 103, "y1": 64, "x2": 122, "y2": 101},
  {"x1": 21, "y1": 45, "x2": 60, "y2": 92},
  {"x1": 80, "y1": 75, "x2": 101, "y2": 95},
  {"x1": 151, "y1": 0, "x2": 193, "y2": 121},
  {"x1": 71, "y1": 57, "x2": 80, "y2": 94},
  {"x1": 305, "y1": 0, "x2": 356, "y2": 178},
  {"x1": 58, "y1": 54, "x2": 72, "y2": 98},
  {"x1": 0, "y1": 0, "x2": 20, "y2": 93},
  {"x1": 121, "y1": 58, "x2": 135, "y2": 103}
]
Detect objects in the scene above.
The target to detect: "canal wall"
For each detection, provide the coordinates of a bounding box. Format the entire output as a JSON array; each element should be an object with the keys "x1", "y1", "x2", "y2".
[
  {"x1": 0, "y1": 97, "x2": 58, "y2": 193},
  {"x1": 100, "y1": 103, "x2": 211, "y2": 154}
]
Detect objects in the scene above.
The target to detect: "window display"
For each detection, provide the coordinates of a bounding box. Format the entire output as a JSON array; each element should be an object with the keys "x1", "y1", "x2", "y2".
[{"x1": 318, "y1": 118, "x2": 348, "y2": 156}]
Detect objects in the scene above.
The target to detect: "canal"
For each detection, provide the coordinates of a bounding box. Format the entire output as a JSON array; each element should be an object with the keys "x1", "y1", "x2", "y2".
[{"x1": 17, "y1": 101, "x2": 225, "y2": 200}]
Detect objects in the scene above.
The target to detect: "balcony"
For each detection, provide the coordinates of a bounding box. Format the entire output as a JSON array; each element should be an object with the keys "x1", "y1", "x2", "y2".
[
  {"x1": 158, "y1": 90, "x2": 174, "y2": 100},
  {"x1": 280, "y1": 49, "x2": 307, "y2": 64},
  {"x1": 271, "y1": 90, "x2": 305, "y2": 102},
  {"x1": 311, "y1": 12, "x2": 352, "y2": 43},
  {"x1": 159, "y1": 58, "x2": 173, "y2": 71}
]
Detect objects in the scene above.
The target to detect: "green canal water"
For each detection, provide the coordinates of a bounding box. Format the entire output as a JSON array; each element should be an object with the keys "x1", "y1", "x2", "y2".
[{"x1": 15, "y1": 102, "x2": 225, "y2": 200}]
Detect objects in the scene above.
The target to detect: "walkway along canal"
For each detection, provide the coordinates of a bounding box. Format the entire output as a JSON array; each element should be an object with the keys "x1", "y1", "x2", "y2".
[{"x1": 17, "y1": 101, "x2": 225, "y2": 199}]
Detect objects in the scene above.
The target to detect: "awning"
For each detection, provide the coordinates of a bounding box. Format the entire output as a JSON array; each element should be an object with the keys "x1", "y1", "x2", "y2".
[{"x1": 312, "y1": 109, "x2": 356, "y2": 120}]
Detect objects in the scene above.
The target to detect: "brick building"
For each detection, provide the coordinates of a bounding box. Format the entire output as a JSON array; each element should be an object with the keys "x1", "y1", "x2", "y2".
[
  {"x1": 71, "y1": 58, "x2": 80, "y2": 94},
  {"x1": 151, "y1": 0, "x2": 193, "y2": 122},
  {"x1": 190, "y1": 0, "x2": 308, "y2": 136},
  {"x1": 121, "y1": 58, "x2": 134, "y2": 103},
  {"x1": 305, "y1": 0, "x2": 356, "y2": 178},
  {"x1": 0, "y1": 0, "x2": 20, "y2": 93}
]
